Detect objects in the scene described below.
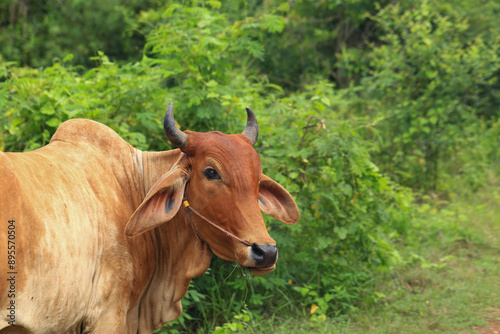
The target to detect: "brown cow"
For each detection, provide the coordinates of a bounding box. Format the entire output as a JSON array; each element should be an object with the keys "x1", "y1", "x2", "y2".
[{"x1": 0, "y1": 103, "x2": 299, "y2": 333}]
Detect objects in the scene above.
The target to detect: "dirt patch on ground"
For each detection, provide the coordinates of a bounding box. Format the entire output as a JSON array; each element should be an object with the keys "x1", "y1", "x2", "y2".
[
  {"x1": 474, "y1": 321, "x2": 500, "y2": 334},
  {"x1": 473, "y1": 308, "x2": 500, "y2": 334}
]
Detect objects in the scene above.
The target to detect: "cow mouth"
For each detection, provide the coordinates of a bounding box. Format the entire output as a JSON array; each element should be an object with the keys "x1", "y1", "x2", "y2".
[{"x1": 250, "y1": 265, "x2": 276, "y2": 276}]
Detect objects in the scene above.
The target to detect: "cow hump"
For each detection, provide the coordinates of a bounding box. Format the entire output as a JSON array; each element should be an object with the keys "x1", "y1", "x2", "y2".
[{"x1": 51, "y1": 118, "x2": 134, "y2": 153}]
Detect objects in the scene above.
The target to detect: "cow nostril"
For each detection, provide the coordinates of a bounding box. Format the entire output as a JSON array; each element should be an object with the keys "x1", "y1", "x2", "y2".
[
  {"x1": 251, "y1": 243, "x2": 265, "y2": 262},
  {"x1": 251, "y1": 243, "x2": 278, "y2": 267}
]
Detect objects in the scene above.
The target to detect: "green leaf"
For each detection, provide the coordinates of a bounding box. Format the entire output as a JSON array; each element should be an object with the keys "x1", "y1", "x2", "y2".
[
  {"x1": 206, "y1": 92, "x2": 220, "y2": 99},
  {"x1": 40, "y1": 104, "x2": 56, "y2": 116},
  {"x1": 261, "y1": 14, "x2": 285, "y2": 33},
  {"x1": 334, "y1": 227, "x2": 348, "y2": 240},
  {"x1": 45, "y1": 118, "x2": 61, "y2": 128},
  {"x1": 205, "y1": 80, "x2": 218, "y2": 87},
  {"x1": 277, "y1": 3, "x2": 291, "y2": 13}
]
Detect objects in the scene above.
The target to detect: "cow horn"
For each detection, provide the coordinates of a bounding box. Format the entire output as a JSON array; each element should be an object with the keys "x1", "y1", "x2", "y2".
[
  {"x1": 242, "y1": 106, "x2": 258, "y2": 146},
  {"x1": 164, "y1": 102, "x2": 188, "y2": 149}
]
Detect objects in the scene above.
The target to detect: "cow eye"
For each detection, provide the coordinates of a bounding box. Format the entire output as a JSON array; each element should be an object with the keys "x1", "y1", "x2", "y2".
[{"x1": 204, "y1": 168, "x2": 221, "y2": 180}]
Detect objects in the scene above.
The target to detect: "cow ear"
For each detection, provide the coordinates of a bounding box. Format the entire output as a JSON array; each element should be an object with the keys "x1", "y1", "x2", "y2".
[
  {"x1": 125, "y1": 171, "x2": 187, "y2": 237},
  {"x1": 258, "y1": 175, "x2": 300, "y2": 225}
]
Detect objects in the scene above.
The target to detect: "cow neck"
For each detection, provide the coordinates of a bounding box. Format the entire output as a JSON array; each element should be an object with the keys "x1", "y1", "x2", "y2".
[
  {"x1": 131, "y1": 149, "x2": 212, "y2": 331},
  {"x1": 133, "y1": 211, "x2": 211, "y2": 330}
]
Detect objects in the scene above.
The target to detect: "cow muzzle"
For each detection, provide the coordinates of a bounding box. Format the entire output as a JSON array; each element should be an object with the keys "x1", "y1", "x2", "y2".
[
  {"x1": 242, "y1": 243, "x2": 278, "y2": 275},
  {"x1": 250, "y1": 243, "x2": 278, "y2": 267}
]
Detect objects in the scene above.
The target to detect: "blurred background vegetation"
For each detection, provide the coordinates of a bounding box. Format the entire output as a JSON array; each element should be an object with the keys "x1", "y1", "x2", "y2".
[{"x1": 0, "y1": 0, "x2": 499, "y2": 333}]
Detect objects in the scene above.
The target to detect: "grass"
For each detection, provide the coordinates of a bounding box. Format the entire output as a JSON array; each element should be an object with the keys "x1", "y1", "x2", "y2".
[{"x1": 216, "y1": 175, "x2": 500, "y2": 334}]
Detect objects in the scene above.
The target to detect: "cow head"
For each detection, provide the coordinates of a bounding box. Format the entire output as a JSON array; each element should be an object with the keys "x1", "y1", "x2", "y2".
[{"x1": 126, "y1": 103, "x2": 299, "y2": 275}]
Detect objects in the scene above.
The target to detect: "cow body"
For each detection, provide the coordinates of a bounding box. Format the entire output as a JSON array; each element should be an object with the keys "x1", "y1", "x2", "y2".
[
  {"x1": 0, "y1": 120, "x2": 207, "y2": 332},
  {"x1": 0, "y1": 108, "x2": 299, "y2": 333}
]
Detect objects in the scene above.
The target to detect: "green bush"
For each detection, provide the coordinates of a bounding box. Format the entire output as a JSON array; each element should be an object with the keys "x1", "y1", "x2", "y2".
[
  {"x1": 0, "y1": 55, "x2": 164, "y2": 151},
  {"x1": 336, "y1": 0, "x2": 500, "y2": 192},
  {"x1": 0, "y1": 0, "x2": 161, "y2": 67}
]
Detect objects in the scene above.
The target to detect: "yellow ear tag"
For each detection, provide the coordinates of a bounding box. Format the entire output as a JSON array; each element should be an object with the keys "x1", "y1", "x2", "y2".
[{"x1": 183, "y1": 200, "x2": 190, "y2": 208}]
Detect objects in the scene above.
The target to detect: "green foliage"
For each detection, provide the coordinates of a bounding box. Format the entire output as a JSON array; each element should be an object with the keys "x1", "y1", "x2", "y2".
[
  {"x1": 253, "y1": 82, "x2": 411, "y2": 321},
  {"x1": 0, "y1": 54, "x2": 169, "y2": 151},
  {"x1": 337, "y1": 0, "x2": 500, "y2": 192},
  {"x1": 213, "y1": 309, "x2": 256, "y2": 333},
  {"x1": 1, "y1": 0, "x2": 499, "y2": 333},
  {"x1": 0, "y1": 0, "x2": 161, "y2": 67},
  {"x1": 253, "y1": 0, "x2": 393, "y2": 88},
  {"x1": 140, "y1": 0, "x2": 290, "y2": 132}
]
